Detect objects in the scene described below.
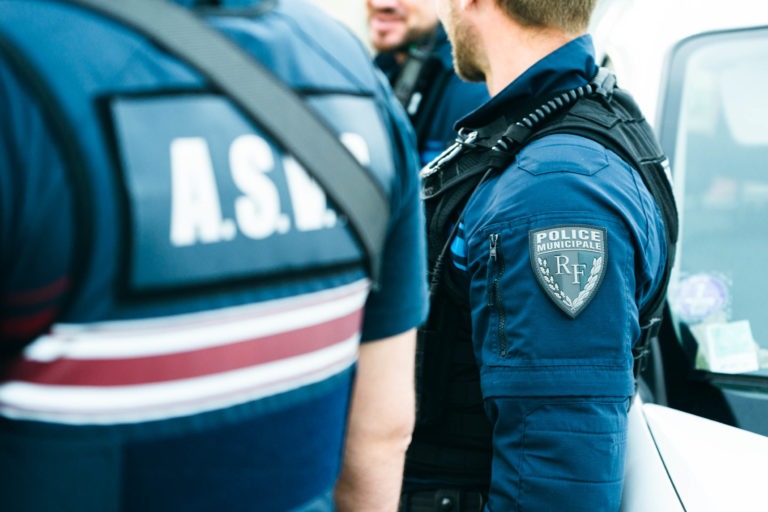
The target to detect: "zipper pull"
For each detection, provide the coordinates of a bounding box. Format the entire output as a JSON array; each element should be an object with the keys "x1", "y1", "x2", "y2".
[
  {"x1": 488, "y1": 233, "x2": 500, "y2": 307},
  {"x1": 489, "y1": 233, "x2": 499, "y2": 261}
]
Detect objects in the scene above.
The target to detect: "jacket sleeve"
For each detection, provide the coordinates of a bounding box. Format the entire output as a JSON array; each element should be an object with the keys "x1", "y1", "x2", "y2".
[{"x1": 461, "y1": 134, "x2": 665, "y2": 510}]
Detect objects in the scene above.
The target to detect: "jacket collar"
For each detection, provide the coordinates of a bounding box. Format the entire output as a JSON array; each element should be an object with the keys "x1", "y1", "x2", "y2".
[{"x1": 458, "y1": 35, "x2": 598, "y2": 130}]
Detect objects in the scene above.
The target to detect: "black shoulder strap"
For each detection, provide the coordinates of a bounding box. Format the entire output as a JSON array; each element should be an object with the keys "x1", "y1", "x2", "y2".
[
  {"x1": 64, "y1": 0, "x2": 389, "y2": 283},
  {"x1": 391, "y1": 31, "x2": 452, "y2": 143},
  {"x1": 534, "y1": 91, "x2": 679, "y2": 249}
]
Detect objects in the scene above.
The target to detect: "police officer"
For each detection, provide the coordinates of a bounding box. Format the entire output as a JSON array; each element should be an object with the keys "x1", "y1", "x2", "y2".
[
  {"x1": 366, "y1": 0, "x2": 489, "y2": 166},
  {"x1": 0, "y1": 0, "x2": 428, "y2": 510},
  {"x1": 401, "y1": 0, "x2": 676, "y2": 510}
]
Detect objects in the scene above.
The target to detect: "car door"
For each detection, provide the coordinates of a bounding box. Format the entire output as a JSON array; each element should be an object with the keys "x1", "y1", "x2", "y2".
[{"x1": 648, "y1": 25, "x2": 768, "y2": 436}]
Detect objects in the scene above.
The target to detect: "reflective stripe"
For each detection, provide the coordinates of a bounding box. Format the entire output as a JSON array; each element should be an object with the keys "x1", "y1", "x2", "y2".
[
  {"x1": 8, "y1": 310, "x2": 362, "y2": 386},
  {"x1": 23, "y1": 280, "x2": 369, "y2": 360},
  {"x1": 0, "y1": 280, "x2": 368, "y2": 424}
]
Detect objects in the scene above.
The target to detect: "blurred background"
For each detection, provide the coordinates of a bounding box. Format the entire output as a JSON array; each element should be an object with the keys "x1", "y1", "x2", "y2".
[
  {"x1": 310, "y1": 0, "x2": 368, "y2": 48},
  {"x1": 308, "y1": 0, "x2": 616, "y2": 51}
]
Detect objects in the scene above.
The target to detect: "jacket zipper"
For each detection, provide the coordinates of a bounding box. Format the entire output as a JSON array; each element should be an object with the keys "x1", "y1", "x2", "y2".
[{"x1": 488, "y1": 233, "x2": 507, "y2": 356}]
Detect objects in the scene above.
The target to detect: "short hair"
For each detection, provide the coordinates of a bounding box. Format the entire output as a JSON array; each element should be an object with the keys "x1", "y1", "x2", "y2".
[{"x1": 498, "y1": 0, "x2": 597, "y2": 33}]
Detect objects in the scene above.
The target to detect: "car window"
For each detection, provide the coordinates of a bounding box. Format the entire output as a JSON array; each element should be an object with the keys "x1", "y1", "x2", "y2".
[{"x1": 663, "y1": 28, "x2": 768, "y2": 376}]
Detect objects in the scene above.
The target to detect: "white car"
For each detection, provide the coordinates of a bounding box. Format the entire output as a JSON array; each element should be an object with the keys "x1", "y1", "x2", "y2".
[
  {"x1": 590, "y1": 1, "x2": 768, "y2": 510},
  {"x1": 623, "y1": 396, "x2": 768, "y2": 511}
]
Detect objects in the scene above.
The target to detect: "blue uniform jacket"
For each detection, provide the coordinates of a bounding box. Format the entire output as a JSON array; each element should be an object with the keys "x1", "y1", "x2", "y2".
[
  {"x1": 0, "y1": 1, "x2": 428, "y2": 510},
  {"x1": 450, "y1": 36, "x2": 667, "y2": 511}
]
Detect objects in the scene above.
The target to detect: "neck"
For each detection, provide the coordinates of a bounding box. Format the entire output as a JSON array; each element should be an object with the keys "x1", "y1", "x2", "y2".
[
  {"x1": 387, "y1": 29, "x2": 438, "y2": 65},
  {"x1": 482, "y1": 15, "x2": 576, "y2": 96}
]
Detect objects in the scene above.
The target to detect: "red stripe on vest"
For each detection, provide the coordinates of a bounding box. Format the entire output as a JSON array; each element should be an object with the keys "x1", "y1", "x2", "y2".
[{"x1": 4, "y1": 309, "x2": 362, "y2": 386}]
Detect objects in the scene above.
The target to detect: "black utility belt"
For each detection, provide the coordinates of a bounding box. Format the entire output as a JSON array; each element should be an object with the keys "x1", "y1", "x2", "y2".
[{"x1": 400, "y1": 488, "x2": 485, "y2": 512}]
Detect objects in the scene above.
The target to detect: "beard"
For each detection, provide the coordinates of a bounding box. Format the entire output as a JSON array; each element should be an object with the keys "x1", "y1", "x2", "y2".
[{"x1": 446, "y1": 6, "x2": 485, "y2": 82}]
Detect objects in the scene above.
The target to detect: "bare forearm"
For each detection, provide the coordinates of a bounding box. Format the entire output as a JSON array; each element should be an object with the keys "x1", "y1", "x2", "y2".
[
  {"x1": 334, "y1": 330, "x2": 417, "y2": 511},
  {"x1": 335, "y1": 428, "x2": 412, "y2": 511}
]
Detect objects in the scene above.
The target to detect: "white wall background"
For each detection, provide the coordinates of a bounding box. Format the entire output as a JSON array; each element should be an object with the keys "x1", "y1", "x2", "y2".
[{"x1": 309, "y1": 0, "x2": 369, "y2": 48}]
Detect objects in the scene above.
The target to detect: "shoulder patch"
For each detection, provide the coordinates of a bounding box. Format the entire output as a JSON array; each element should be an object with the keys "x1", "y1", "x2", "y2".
[{"x1": 529, "y1": 225, "x2": 607, "y2": 318}]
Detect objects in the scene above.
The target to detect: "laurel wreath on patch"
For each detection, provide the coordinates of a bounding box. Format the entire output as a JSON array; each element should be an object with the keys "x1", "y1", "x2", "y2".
[{"x1": 536, "y1": 256, "x2": 604, "y2": 310}]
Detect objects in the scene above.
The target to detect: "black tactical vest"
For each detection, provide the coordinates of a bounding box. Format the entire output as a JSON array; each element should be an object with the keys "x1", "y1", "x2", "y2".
[{"x1": 405, "y1": 69, "x2": 679, "y2": 482}]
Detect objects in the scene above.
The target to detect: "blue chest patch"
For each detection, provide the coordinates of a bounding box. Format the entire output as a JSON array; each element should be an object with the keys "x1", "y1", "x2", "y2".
[
  {"x1": 109, "y1": 93, "x2": 363, "y2": 294},
  {"x1": 529, "y1": 225, "x2": 607, "y2": 318}
]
